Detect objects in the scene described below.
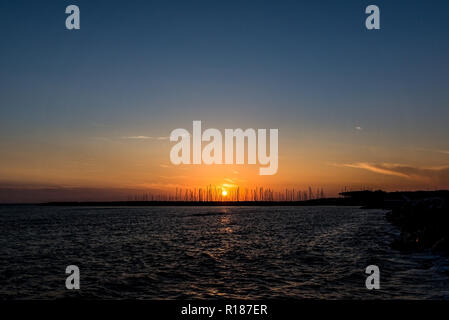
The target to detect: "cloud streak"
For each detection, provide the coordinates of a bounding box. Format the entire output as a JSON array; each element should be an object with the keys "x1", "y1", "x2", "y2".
[
  {"x1": 121, "y1": 136, "x2": 168, "y2": 140},
  {"x1": 339, "y1": 162, "x2": 449, "y2": 185},
  {"x1": 342, "y1": 163, "x2": 410, "y2": 178}
]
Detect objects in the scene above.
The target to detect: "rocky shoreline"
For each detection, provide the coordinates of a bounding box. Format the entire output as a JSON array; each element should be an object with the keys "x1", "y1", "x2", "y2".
[
  {"x1": 341, "y1": 190, "x2": 449, "y2": 253},
  {"x1": 387, "y1": 198, "x2": 449, "y2": 253}
]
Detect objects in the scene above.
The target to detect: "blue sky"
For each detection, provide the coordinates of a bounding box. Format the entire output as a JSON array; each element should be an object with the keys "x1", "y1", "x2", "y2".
[{"x1": 1, "y1": 0, "x2": 449, "y2": 201}]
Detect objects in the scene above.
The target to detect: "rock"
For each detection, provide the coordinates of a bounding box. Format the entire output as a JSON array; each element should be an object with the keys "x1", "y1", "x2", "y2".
[{"x1": 387, "y1": 196, "x2": 449, "y2": 254}]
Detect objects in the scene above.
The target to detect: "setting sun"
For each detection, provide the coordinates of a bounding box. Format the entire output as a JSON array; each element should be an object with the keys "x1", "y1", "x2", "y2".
[{"x1": 222, "y1": 190, "x2": 228, "y2": 197}]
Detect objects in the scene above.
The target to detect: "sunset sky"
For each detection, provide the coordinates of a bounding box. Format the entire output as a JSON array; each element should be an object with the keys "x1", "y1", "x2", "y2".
[{"x1": 1, "y1": 0, "x2": 449, "y2": 202}]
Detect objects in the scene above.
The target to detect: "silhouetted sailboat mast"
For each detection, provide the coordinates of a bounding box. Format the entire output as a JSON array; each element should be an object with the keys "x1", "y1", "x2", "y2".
[{"x1": 128, "y1": 186, "x2": 327, "y2": 202}]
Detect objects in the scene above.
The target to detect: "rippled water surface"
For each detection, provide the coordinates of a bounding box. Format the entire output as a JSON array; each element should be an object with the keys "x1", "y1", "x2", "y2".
[{"x1": 1, "y1": 205, "x2": 449, "y2": 299}]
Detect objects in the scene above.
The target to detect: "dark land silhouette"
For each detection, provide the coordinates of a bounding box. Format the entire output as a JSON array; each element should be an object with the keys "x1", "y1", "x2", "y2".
[{"x1": 40, "y1": 189, "x2": 449, "y2": 207}]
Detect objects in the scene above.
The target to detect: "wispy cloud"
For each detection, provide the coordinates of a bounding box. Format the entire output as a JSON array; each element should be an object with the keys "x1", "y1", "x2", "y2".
[
  {"x1": 342, "y1": 163, "x2": 410, "y2": 178},
  {"x1": 337, "y1": 162, "x2": 449, "y2": 184},
  {"x1": 121, "y1": 136, "x2": 169, "y2": 140},
  {"x1": 223, "y1": 183, "x2": 237, "y2": 188},
  {"x1": 122, "y1": 136, "x2": 152, "y2": 139}
]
